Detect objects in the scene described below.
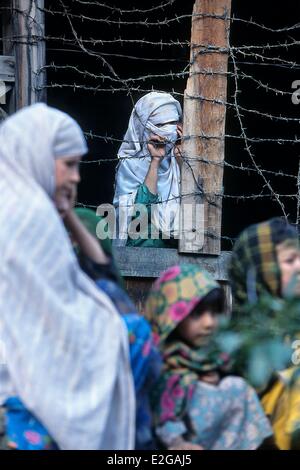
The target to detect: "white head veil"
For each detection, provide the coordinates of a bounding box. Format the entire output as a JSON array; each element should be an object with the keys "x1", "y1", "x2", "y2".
[
  {"x1": 0, "y1": 103, "x2": 135, "y2": 450},
  {"x1": 113, "y1": 92, "x2": 182, "y2": 245}
]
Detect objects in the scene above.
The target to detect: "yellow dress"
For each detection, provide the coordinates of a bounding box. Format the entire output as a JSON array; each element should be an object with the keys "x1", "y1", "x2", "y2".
[{"x1": 261, "y1": 367, "x2": 300, "y2": 450}]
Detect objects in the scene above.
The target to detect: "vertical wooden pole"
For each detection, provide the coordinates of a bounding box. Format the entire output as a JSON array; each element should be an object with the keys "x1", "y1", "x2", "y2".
[
  {"x1": 8, "y1": 0, "x2": 46, "y2": 110},
  {"x1": 179, "y1": 0, "x2": 231, "y2": 254}
]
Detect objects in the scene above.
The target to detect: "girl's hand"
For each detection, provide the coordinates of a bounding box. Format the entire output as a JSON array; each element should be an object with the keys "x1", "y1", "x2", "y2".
[
  {"x1": 175, "y1": 123, "x2": 183, "y2": 167},
  {"x1": 147, "y1": 133, "x2": 167, "y2": 163}
]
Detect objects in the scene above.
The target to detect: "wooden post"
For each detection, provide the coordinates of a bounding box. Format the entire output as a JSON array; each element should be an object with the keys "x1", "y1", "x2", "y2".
[
  {"x1": 0, "y1": 56, "x2": 15, "y2": 83},
  {"x1": 1, "y1": 0, "x2": 14, "y2": 115},
  {"x1": 179, "y1": 0, "x2": 231, "y2": 254},
  {"x1": 2, "y1": 0, "x2": 46, "y2": 111}
]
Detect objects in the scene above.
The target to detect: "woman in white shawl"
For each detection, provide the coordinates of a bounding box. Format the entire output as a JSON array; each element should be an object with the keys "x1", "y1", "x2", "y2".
[
  {"x1": 0, "y1": 103, "x2": 135, "y2": 450},
  {"x1": 113, "y1": 92, "x2": 182, "y2": 248}
]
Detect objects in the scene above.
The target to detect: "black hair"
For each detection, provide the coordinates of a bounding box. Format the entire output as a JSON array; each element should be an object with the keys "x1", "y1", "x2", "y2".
[
  {"x1": 166, "y1": 287, "x2": 225, "y2": 344},
  {"x1": 193, "y1": 287, "x2": 225, "y2": 316}
]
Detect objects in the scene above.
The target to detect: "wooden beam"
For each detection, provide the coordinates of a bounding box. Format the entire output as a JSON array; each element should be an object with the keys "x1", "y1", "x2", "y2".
[
  {"x1": 6, "y1": 0, "x2": 46, "y2": 109},
  {"x1": 179, "y1": 0, "x2": 232, "y2": 254},
  {"x1": 114, "y1": 247, "x2": 231, "y2": 281},
  {"x1": 0, "y1": 55, "x2": 15, "y2": 82}
]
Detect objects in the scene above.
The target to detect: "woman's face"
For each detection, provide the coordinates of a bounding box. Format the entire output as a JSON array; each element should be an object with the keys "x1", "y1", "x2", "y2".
[
  {"x1": 54, "y1": 156, "x2": 81, "y2": 217},
  {"x1": 276, "y1": 241, "x2": 300, "y2": 296}
]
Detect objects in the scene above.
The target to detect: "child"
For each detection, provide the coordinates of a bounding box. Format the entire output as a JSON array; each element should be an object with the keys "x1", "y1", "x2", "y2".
[
  {"x1": 229, "y1": 217, "x2": 300, "y2": 450},
  {"x1": 146, "y1": 264, "x2": 273, "y2": 450}
]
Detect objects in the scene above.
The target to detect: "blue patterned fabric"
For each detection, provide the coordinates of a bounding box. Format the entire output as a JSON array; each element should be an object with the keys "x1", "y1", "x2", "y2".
[
  {"x1": 156, "y1": 376, "x2": 273, "y2": 449},
  {"x1": 4, "y1": 398, "x2": 57, "y2": 450}
]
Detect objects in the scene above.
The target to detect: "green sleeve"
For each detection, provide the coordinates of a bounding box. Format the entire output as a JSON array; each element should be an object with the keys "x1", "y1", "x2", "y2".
[
  {"x1": 134, "y1": 184, "x2": 159, "y2": 210},
  {"x1": 126, "y1": 184, "x2": 176, "y2": 248}
]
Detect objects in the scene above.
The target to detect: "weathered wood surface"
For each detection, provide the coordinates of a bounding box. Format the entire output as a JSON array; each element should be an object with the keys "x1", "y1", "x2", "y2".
[
  {"x1": 180, "y1": 0, "x2": 232, "y2": 255},
  {"x1": 2, "y1": 0, "x2": 46, "y2": 110},
  {"x1": 2, "y1": 0, "x2": 15, "y2": 113},
  {"x1": 114, "y1": 247, "x2": 231, "y2": 281},
  {"x1": 0, "y1": 56, "x2": 15, "y2": 82}
]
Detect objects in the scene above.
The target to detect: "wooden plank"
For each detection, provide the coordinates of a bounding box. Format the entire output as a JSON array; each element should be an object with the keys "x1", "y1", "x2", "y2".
[
  {"x1": 179, "y1": 0, "x2": 232, "y2": 254},
  {"x1": 1, "y1": 0, "x2": 14, "y2": 56},
  {"x1": 8, "y1": 0, "x2": 46, "y2": 109},
  {"x1": 0, "y1": 55, "x2": 15, "y2": 82},
  {"x1": 114, "y1": 247, "x2": 231, "y2": 281}
]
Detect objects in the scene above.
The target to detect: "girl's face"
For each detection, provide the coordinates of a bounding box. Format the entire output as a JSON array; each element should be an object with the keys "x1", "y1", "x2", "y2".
[
  {"x1": 54, "y1": 156, "x2": 81, "y2": 217},
  {"x1": 276, "y1": 241, "x2": 300, "y2": 296},
  {"x1": 177, "y1": 306, "x2": 219, "y2": 348}
]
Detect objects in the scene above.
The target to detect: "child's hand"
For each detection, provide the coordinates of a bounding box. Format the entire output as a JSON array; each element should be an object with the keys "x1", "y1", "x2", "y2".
[
  {"x1": 200, "y1": 371, "x2": 220, "y2": 385},
  {"x1": 147, "y1": 133, "x2": 167, "y2": 163},
  {"x1": 174, "y1": 123, "x2": 183, "y2": 167}
]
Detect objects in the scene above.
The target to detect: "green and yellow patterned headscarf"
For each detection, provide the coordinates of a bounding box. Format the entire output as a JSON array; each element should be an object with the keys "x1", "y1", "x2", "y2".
[{"x1": 229, "y1": 217, "x2": 299, "y2": 315}]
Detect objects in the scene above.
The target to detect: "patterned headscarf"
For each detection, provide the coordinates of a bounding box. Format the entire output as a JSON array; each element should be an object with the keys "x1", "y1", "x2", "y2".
[
  {"x1": 145, "y1": 264, "x2": 228, "y2": 425},
  {"x1": 229, "y1": 217, "x2": 299, "y2": 315}
]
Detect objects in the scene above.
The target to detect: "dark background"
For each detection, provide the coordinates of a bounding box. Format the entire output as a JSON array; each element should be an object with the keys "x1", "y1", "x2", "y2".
[{"x1": 45, "y1": 0, "x2": 300, "y2": 249}]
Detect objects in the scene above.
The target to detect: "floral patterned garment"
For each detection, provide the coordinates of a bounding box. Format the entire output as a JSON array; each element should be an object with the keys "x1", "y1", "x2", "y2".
[
  {"x1": 156, "y1": 376, "x2": 273, "y2": 450},
  {"x1": 4, "y1": 398, "x2": 57, "y2": 450},
  {"x1": 146, "y1": 264, "x2": 273, "y2": 449}
]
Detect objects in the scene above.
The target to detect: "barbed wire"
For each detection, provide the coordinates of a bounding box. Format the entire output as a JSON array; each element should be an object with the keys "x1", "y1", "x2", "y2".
[
  {"x1": 43, "y1": 4, "x2": 300, "y2": 226},
  {"x1": 79, "y1": 154, "x2": 298, "y2": 180},
  {"x1": 68, "y1": 0, "x2": 178, "y2": 15},
  {"x1": 81, "y1": 131, "x2": 300, "y2": 146},
  {"x1": 38, "y1": 4, "x2": 300, "y2": 35},
  {"x1": 2, "y1": 1, "x2": 300, "y2": 243},
  {"x1": 39, "y1": 80, "x2": 300, "y2": 124}
]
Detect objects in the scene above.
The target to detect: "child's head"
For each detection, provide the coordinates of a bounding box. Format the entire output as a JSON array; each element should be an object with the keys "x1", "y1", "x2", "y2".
[
  {"x1": 230, "y1": 217, "x2": 300, "y2": 310},
  {"x1": 145, "y1": 264, "x2": 224, "y2": 349},
  {"x1": 176, "y1": 288, "x2": 224, "y2": 348}
]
